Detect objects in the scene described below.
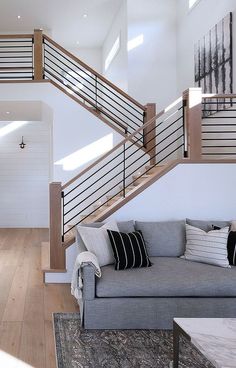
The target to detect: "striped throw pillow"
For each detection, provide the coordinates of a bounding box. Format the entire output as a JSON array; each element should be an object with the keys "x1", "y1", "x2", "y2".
[
  {"x1": 181, "y1": 224, "x2": 230, "y2": 268},
  {"x1": 107, "y1": 230, "x2": 152, "y2": 270}
]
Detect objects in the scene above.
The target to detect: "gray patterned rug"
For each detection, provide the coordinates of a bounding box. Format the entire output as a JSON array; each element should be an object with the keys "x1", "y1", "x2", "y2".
[{"x1": 53, "y1": 313, "x2": 214, "y2": 368}]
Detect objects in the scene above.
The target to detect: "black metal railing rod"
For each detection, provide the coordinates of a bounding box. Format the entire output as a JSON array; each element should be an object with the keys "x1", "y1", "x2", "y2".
[
  {"x1": 202, "y1": 109, "x2": 236, "y2": 112},
  {"x1": 162, "y1": 107, "x2": 182, "y2": 124},
  {"x1": 65, "y1": 129, "x2": 184, "y2": 217},
  {"x1": 0, "y1": 61, "x2": 32, "y2": 64},
  {"x1": 202, "y1": 130, "x2": 236, "y2": 133},
  {"x1": 202, "y1": 101, "x2": 236, "y2": 104},
  {"x1": 64, "y1": 110, "x2": 182, "y2": 200},
  {"x1": 45, "y1": 48, "x2": 143, "y2": 122},
  {"x1": 202, "y1": 145, "x2": 236, "y2": 148},
  {"x1": 0, "y1": 76, "x2": 32, "y2": 79},
  {"x1": 202, "y1": 116, "x2": 236, "y2": 119},
  {"x1": 0, "y1": 56, "x2": 32, "y2": 58},
  {"x1": 0, "y1": 40, "x2": 32, "y2": 43},
  {"x1": 0, "y1": 71, "x2": 32, "y2": 74},
  {"x1": 202, "y1": 138, "x2": 236, "y2": 141},
  {"x1": 0, "y1": 50, "x2": 32, "y2": 53},
  {"x1": 64, "y1": 125, "x2": 153, "y2": 202},
  {"x1": 64, "y1": 174, "x2": 127, "y2": 226},
  {"x1": 202, "y1": 123, "x2": 236, "y2": 126},
  {"x1": 45, "y1": 63, "x2": 137, "y2": 131},
  {"x1": 64, "y1": 118, "x2": 164, "y2": 202},
  {"x1": 127, "y1": 143, "x2": 184, "y2": 188},
  {"x1": 64, "y1": 162, "x2": 127, "y2": 215},
  {"x1": 64, "y1": 141, "x2": 184, "y2": 232},
  {"x1": 44, "y1": 41, "x2": 144, "y2": 116},
  {"x1": 64, "y1": 124, "x2": 152, "y2": 199},
  {"x1": 126, "y1": 121, "x2": 183, "y2": 164},
  {"x1": 64, "y1": 160, "x2": 126, "y2": 209},
  {"x1": 202, "y1": 152, "x2": 236, "y2": 155},
  {"x1": 124, "y1": 134, "x2": 184, "y2": 181},
  {"x1": 0, "y1": 45, "x2": 32, "y2": 48},
  {"x1": 44, "y1": 68, "x2": 130, "y2": 132}
]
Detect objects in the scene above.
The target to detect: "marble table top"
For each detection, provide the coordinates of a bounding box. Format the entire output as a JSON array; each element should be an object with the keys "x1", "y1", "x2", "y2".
[{"x1": 174, "y1": 318, "x2": 236, "y2": 368}]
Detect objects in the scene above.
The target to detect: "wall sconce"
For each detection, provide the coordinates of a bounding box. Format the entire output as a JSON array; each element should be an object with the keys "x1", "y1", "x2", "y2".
[{"x1": 19, "y1": 136, "x2": 26, "y2": 149}]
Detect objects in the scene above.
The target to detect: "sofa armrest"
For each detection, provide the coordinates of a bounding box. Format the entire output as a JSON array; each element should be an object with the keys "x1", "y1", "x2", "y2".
[{"x1": 82, "y1": 264, "x2": 96, "y2": 300}]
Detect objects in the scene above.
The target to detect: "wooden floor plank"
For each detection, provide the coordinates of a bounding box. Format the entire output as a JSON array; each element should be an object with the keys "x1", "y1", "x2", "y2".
[
  {"x1": 0, "y1": 321, "x2": 22, "y2": 357},
  {"x1": 0, "y1": 228, "x2": 79, "y2": 368},
  {"x1": 45, "y1": 320, "x2": 57, "y2": 368}
]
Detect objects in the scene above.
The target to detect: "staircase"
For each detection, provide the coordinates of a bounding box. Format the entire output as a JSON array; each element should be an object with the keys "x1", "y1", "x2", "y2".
[{"x1": 0, "y1": 30, "x2": 236, "y2": 276}]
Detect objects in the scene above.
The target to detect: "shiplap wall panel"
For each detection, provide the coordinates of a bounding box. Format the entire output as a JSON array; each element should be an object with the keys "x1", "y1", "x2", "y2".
[{"x1": 0, "y1": 121, "x2": 50, "y2": 227}]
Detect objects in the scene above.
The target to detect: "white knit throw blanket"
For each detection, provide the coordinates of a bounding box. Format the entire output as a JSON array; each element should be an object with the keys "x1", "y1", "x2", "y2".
[{"x1": 71, "y1": 251, "x2": 101, "y2": 300}]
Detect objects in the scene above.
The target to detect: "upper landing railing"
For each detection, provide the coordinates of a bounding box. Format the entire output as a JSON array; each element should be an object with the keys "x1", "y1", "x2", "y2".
[{"x1": 0, "y1": 29, "x2": 147, "y2": 137}]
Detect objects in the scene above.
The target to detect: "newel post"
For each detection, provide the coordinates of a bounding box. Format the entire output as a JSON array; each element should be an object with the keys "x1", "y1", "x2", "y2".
[
  {"x1": 49, "y1": 182, "x2": 65, "y2": 269},
  {"x1": 183, "y1": 88, "x2": 202, "y2": 161},
  {"x1": 144, "y1": 103, "x2": 156, "y2": 165},
  {"x1": 33, "y1": 29, "x2": 43, "y2": 80}
]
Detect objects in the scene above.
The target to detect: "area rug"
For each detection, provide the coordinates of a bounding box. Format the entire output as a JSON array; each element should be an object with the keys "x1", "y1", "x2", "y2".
[{"x1": 53, "y1": 313, "x2": 214, "y2": 368}]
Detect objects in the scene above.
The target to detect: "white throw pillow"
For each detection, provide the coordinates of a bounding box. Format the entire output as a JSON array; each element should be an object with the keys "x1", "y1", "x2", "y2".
[
  {"x1": 76, "y1": 221, "x2": 119, "y2": 266},
  {"x1": 181, "y1": 224, "x2": 230, "y2": 268}
]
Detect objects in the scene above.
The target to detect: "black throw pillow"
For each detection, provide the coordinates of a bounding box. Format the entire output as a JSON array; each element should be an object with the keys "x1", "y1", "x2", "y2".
[
  {"x1": 227, "y1": 231, "x2": 236, "y2": 266},
  {"x1": 107, "y1": 230, "x2": 152, "y2": 270},
  {"x1": 212, "y1": 225, "x2": 236, "y2": 265}
]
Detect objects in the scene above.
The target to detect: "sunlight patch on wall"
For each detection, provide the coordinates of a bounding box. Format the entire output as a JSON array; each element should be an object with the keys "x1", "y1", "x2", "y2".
[
  {"x1": 105, "y1": 36, "x2": 120, "y2": 71},
  {"x1": 189, "y1": 0, "x2": 201, "y2": 9},
  {"x1": 55, "y1": 133, "x2": 113, "y2": 171},
  {"x1": 0, "y1": 121, "x2": 28, "y2": 138},
  {"x1": 127, "y1": 34, "x2": 144, "y2": 52}
]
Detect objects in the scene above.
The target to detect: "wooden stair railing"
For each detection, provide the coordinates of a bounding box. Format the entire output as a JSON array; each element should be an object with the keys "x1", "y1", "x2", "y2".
[
  {"x1": 0, "y1": 30, "x2": 157, "y2": 154},
  {"x1": 48, "y1": 94, "x2": 186, "y2": 270}
]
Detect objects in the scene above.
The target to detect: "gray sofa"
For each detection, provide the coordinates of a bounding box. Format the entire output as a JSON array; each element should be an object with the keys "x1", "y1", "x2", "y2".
[{"x1": 78, "y1": 219, "x2": 236, "y2": 329}]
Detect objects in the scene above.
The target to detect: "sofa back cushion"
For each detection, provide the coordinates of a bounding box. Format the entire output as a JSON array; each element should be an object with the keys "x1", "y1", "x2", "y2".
[
  {"x1": 135, "y1": 220, "x2": 186, "y2": 256},
  {"x1": 186, "y1": 218, "x2": 230, "y2": 232}
]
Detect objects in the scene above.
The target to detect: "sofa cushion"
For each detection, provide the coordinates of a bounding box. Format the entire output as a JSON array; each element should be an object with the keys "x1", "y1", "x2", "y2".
[
  {"x1": 181, "y1": 224, "x2": 230, "y2": 268},
  {"x1": 135, "y1": 221, "x2": 186, "y2": 256},
  {"x1": 77, "y1": 221, "x2": 119, "y2": 266},
  {"x1": 76, "y1": 221, "x2": 135, "y2": 252},
  {"x1": 107, "y1": 230, "x2": 152, "y2": 270},
  {"x1": 96, "y1": 257, "x2": 236, "y2": 298},
  {"x1": 186, "y1": 219, "x2": 230, "y2": 232}
]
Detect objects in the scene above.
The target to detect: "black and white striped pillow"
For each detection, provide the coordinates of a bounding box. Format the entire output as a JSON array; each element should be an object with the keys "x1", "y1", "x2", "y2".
[{"x1": 107, "y1": 230, "x2": 152, "y2": 270}]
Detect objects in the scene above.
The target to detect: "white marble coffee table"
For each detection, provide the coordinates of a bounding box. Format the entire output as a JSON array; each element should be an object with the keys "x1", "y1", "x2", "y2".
[{"x1": 173, "y1": 318, "x2": 236, "y2": 368}]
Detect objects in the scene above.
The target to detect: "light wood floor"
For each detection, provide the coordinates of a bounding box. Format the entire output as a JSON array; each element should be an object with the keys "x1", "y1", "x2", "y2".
[{"x1": 0, "y1": 228, "x2": 79, "y2": 368}]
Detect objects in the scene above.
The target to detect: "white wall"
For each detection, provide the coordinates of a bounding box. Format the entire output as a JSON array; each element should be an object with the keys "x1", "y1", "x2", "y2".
[
  {"x1": 0, "y1": 82, "x2": 123, "y2": 185},
  {"x1": 102, "y1": 0, "x2": 128, "y2": 91},
  {"x1": 127, "y1": 0, "x2": 177, "y2": 109},
  {"x1": 109, "y1": 163, "x2": 236, "y2": 221},
  {"x1": 68, "y1": 47, "x2": 102, "y2": 73},
  {"x1": 176, "y1": 0, "x2": 236, "y2": 94},
  {"x1": 0, "y1": 120, "x2": 50, "y2": 227}
]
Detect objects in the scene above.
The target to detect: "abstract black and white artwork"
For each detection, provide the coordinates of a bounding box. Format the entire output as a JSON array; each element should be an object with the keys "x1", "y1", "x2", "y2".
[{"x1": 194, "y1": 12, "x2": 233, "y2": 96}]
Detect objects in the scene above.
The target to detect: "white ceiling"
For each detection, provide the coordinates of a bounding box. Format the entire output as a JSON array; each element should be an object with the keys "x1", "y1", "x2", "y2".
[{"x1": 0, "y1": 0, "x2": 121, "y2": 48}]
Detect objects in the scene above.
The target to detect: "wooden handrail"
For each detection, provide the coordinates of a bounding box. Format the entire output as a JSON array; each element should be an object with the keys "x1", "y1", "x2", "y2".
[
  {"x1": 62, "y1": 99, "x2": 182, "y2": 189},
  {"x1": 43, "y1": 34, "x2": 146, "y2": 111},
  {"x1": 0, "y1": 34, "x2": 33, "y2": 39}
]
